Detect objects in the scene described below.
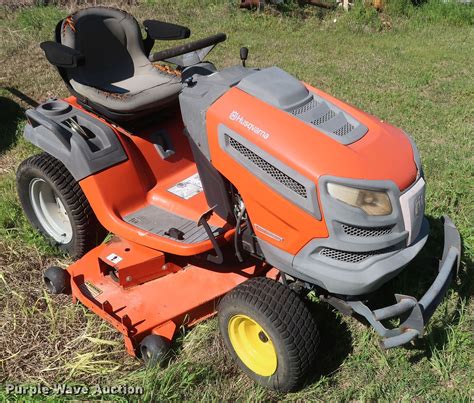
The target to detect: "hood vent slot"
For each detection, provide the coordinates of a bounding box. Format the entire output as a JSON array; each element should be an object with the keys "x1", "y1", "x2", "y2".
[
  {"x1": 226, "y1": 135, "x2": 307, "y2": 199},
  {"x1": 290, "y1": 98, "x2": 319, "y2": 116},
  {"x1": 286, "y1": 91, "x2": 369, "y2": 145},
  {"x1": 333, "y1": 122, "x2": 355, "y2": 137},
  {"x1": 220, "y1": 127, "x2": 321, "y2": 219},
  {"x1": 311, "y1": 110, "x2": 336, "y2": 126}
]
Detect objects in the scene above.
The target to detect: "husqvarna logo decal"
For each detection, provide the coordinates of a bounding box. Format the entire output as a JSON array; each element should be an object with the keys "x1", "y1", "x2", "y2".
[{"x1": 229, "y1": 111, "x2": 270, "y2": 140}]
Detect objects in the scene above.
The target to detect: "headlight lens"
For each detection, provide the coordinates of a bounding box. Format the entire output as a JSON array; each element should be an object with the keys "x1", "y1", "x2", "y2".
[{"x1": 327, "y1": 183, "x2": 392, "y2": 216}]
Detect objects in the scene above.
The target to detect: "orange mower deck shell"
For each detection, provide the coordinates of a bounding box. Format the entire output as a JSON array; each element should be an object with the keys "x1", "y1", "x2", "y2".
[{"x1": 68, "y1": 236, "x2": 277, "y2": 356}]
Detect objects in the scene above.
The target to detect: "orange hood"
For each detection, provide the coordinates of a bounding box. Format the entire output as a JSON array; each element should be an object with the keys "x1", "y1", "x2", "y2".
[{"x1": 209, "y1": 84, "x2": 417, "y2": 191}]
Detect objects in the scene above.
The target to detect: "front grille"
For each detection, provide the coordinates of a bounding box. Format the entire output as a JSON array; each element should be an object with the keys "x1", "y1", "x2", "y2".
[
  {"x1": 319, "y1": 247, "x2": 391, "y2": 263},
  {"x1": 290, "y1": 98, "x2": 319, "y2": 115},
  {"x1": 333, "y1": 122, "x2": 355, "y2": 137},
  {"x1": 227, "y1": 136, "x2": 307, "y2": 198},
  {"x1": 311, "y1": 110, "x2": 335, "y2": 126},
  {"x1": 341, "y1": 224, "x2": 393, "y2": 237}
]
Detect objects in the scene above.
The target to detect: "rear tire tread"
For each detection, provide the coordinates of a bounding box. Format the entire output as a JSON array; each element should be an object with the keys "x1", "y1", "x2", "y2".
[{"x1": 17, "y1": 153, "x2": 105, "y2": 258}]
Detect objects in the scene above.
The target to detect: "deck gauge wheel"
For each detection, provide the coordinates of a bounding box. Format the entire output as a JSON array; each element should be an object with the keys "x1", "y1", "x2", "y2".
[
  {"x1": 44, "y1": 266, "x2": 71, "y2": 294},
  {"x1": 218, "y1": 277, "x2": 320, "y2": 392},
  {"x1": 140, "y1": 334, "x2": 171, "y2": 366}
]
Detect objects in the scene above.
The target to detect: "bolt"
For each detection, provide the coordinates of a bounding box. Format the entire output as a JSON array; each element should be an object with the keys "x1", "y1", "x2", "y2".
[
  {"x1": 125, "y1": 276, "x2": 132, "y2": 282},
  {"x1": 258, "y1": 331, "x2": 268, "y2": 343}
]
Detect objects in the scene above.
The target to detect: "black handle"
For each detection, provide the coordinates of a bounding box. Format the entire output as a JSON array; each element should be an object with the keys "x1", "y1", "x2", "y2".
[{"x1": 150, "y1": 33, "x2": 227, "y2": 62}]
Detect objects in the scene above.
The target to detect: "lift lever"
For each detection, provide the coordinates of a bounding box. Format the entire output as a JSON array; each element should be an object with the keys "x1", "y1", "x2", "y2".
[{"x1": 197, "y1": 207, "x2": 224, "y2": 265}]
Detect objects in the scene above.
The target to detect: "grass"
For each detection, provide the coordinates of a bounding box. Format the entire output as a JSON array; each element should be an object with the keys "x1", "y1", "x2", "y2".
[{"x1": 0, "y1": 0, "x2": 473, "y2": 400}]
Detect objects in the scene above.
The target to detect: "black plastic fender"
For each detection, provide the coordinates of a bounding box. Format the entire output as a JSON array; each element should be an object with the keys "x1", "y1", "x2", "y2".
[{"x1": 24, "y1": 100, "x2": 127, "y2": 181}]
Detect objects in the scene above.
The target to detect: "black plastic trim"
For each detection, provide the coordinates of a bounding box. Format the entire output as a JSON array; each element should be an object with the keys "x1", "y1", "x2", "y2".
[
  {"x1": 40, "y1": 41, "x2": 84, "y2": 68},
  {"x1": 144, "y1": 20, "x2": 191, "y2": 41}
]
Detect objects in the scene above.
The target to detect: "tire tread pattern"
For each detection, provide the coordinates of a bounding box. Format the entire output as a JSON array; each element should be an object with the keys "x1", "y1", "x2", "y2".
[
  {"x1": 220, "y1": 277, "x2": 320, "y2": 392},
  {"x1": 17, "y1": 153, "x2": 105, "y2": 258}
]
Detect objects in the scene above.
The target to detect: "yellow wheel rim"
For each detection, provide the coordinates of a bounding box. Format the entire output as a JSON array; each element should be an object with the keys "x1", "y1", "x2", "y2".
[{"x1": 228, "y1": 314, "x2": 277, "y2": 376}]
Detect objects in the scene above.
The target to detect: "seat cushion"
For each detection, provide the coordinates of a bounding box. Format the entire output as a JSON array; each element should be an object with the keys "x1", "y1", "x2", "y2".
[{"x1": 70, "y1": 65, "x2": 181, "y2": 113}]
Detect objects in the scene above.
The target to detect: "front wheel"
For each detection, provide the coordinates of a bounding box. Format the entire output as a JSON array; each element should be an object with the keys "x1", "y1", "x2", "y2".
[
  {"x1": 16, "y1": 153, "x2": 106, "y2": 258},
  {"x1": 218, "y1": 277, "x2": 319, "y2": 392}
]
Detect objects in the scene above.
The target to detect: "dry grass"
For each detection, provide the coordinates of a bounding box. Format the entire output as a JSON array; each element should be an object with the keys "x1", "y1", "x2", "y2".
[{"x1": 0, "y1": 241, "x2": 135, "y2": 384}]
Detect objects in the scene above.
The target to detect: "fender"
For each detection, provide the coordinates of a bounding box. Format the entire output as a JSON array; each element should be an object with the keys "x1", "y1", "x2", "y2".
[{"x1": 24, "y1": 99, "x2": 127, "y2": 181}]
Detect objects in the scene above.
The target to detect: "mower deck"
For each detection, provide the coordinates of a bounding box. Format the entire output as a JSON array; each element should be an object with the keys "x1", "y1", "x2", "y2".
[{"x1": 68, "y1": 237, "x2": 275, "y2": 355}]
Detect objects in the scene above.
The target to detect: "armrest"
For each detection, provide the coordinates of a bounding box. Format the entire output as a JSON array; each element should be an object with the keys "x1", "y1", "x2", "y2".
[
  {"x1": 143, "y1": 20, "x2": 191, "y2": 41},
  {"x1": 40, "y1": 41, "x2": 84, "y2": 68}
]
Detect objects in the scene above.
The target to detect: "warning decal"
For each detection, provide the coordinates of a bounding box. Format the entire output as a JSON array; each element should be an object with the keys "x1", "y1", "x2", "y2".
[
  {"x1": 106, "y1": 253, "x2": 123, "y2": 264},
  {"x1": 168, "y1": 173, "x2": 203, "y2": 200},
  {"x1": 79, "y1": 281, "x2": 103, "y2": 299}
]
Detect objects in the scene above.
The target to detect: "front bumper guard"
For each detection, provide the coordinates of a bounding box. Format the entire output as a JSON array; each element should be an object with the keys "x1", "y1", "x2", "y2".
[{"x1": 346, "y1": 216, "x2": 461, "y2": 349}]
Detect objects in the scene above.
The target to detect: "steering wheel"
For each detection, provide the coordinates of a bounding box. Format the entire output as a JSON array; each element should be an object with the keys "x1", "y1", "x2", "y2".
[{"x1": 149, "y1": 33, "x2": 227, "y2": 64}]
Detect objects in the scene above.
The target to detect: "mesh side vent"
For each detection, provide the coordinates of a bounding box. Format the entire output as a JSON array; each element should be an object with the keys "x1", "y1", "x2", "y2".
[
  {"x1": 319, "y1": 247, "x2": 390, "y2": 263},
  {"x1": 341, "y1": 224, "x2": 393, "y2": 237},
  {"x1": 311, "y1": 110, "x2": 335, "y2": 126},
  {"x1": 227, "y1": 136, "x2": 307, "y2": 198},
  {"x1": 333, "y1": 122, "x2": 354, "y2": 137},
  {"x1": 290, "y1": 98, "x2": 319, "y2": 116}
]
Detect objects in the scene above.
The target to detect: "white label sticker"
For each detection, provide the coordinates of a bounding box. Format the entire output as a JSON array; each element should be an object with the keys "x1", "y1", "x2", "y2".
[
  {"x1": 254, "y1": 224, "x2": 284, "y2": 242},
  {"x1": 106, "y1": 253, "x2": 123, "y2": 264},
  {"x1": 168, "y1": 173, "x2": 203, "y2": 200},
  {"x1": 399, "y1": 178, "x2": 426, "y2": 245}
]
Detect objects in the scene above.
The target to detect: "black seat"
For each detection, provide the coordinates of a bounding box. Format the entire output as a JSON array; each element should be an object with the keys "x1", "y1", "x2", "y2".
[{"x1": 41, "y1": 7, "x2": 187, "y2": 122}]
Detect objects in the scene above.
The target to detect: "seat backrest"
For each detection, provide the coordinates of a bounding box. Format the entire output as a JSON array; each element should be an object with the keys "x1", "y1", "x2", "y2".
[{"x1": 59, "y1": 7, "x2": 149, "y2": 88}]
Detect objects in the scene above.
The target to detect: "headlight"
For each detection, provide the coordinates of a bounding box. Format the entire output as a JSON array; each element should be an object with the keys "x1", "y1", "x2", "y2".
[{"x1": 327, "y1": 183, "x2": 392, "y2": 216}]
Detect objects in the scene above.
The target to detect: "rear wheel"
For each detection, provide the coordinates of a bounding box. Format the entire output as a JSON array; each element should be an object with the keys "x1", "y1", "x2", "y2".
[
  {"x1": 218, "y1": 277, "x2": 319, "y2": 392},
  {"x1": 17, "y1": 153, "x2": 106, "y2": 258}
]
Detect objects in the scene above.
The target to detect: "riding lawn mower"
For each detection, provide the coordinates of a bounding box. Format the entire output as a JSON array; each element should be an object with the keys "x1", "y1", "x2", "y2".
[{"x1": 16, "y1": 7, "x2": 461, "y2": 392}]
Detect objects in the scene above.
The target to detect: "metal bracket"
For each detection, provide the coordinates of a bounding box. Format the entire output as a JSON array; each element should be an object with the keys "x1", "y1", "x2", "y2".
[
  {"x1": 320, "y1": 295, "x2": 353, "y2": 316},
  {"x1": 343, "y1": 215, "x2": 461, "y2": 349}
]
